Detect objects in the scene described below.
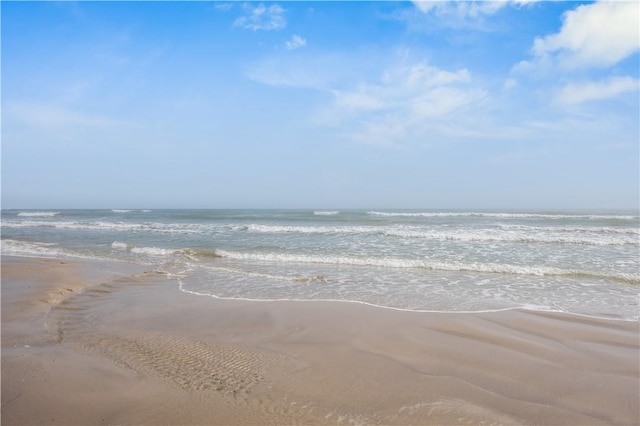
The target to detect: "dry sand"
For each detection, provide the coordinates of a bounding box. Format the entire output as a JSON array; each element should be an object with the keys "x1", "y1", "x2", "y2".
[{"x1": 1, "y1": 255, "x2": 638, "y2": 425}]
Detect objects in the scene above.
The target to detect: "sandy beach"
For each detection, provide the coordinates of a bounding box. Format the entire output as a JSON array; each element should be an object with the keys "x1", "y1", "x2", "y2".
[{"x1": 1, "y1": 255, "x2": 638, "y2": 425}]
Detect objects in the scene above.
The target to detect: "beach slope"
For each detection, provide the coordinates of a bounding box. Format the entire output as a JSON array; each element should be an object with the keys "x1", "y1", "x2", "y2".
[{"x1": 2, "y1": 256, "x2": 638, "y2": 425}]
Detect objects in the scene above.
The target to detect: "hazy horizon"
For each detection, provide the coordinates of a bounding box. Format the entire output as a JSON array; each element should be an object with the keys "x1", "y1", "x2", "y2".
[{"x1": 2, "y1": 207, "x2": 638, "y2": 214}]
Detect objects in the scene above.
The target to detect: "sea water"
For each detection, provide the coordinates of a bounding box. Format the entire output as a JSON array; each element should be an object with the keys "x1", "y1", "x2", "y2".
[{"x1": 2, "y1": 209, "x2": 638, "y2": 320}]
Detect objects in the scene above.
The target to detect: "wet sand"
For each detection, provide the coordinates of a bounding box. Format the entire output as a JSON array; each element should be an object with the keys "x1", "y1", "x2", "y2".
[{"x1": 2, "y1": 255, "x2": 638, "y2": 425}]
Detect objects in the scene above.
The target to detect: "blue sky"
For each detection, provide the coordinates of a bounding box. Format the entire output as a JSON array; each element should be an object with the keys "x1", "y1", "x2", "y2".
[{"x1": 2, "y1": 1, "x2": 638, "y2": 209}]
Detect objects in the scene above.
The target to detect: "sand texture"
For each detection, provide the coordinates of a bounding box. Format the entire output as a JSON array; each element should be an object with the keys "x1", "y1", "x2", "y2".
[{"x1": 2, "y1": 256, "x2": 638, "y2": 425}]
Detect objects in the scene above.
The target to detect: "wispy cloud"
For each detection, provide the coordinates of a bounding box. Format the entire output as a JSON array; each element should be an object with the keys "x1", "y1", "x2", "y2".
[
  {"x1": 285, "y1": 35, "x2": 306, "y2": 50},
  {"x1": 6, "y1": 101, "x2": 126, "y2": 130},
  {"x1": 554, "y1": 76, "x2": 639, "y2": 105},
  {"x1": 408, "y1": 0, "x2": 541, "y2": 28},
  {"x1": 2, "y1": 99, "x2": 140, "y2": 149},
  {"x1": 412, "y1": 1, "x2": 507, "y2": 18},
  {"x1": 331, "y1": 62, "x2": 474, "y2": 117},
  {"x1": 245, "y1": 51, "x2": 358, "y2": 89},
  {"x1": 322, "y1": 61, "x2": 487, "y2": 146},
  {"x1": 248, "y1": 51, "x2": 494, "y2": 146},
  {"x1": 234, "y1": 3, "x2": 286, "y2": 31}
]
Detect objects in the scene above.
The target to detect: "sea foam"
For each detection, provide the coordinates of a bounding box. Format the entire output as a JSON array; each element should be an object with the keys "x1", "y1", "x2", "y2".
[
  {"x1": 4, "y1": 208, "x2": 638, "y2": 320},
  {"x1": 0, "y1": 239, "x2": 92, "y2": 260},
  {"x1": 213, "y1": 250, "x2": 640, "y2": 284},
  {"x1": 17, "y1": 211, "x2": 60, "y2": 217},
  {"x1": 242, "y1": 223, "x2": 637, "y2": 245},
  {"x1": 367, "y1": 211, "x2": 639, "y2": 220}
]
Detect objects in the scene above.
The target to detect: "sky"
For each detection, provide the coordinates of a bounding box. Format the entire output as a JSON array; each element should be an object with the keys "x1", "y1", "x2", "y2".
[{"x1": 2, "y1": 0, "x2": 639, "y2": 210}]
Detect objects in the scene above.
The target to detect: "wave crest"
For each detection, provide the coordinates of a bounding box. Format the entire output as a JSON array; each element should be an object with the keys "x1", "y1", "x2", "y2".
[
  {"x1": 367, "y1": 211, "x2": 639, "y2": 220},
  {"x1": 214, "y1": 250, "x2": 640, "y2": 284},
  {"x1": 17, "y1": 211, "x2": 60, "y2": 217}
]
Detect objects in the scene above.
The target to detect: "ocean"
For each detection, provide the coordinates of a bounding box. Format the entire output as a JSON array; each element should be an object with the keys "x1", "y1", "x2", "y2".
[{"x1": 2, "y1": 209, "x2": 638, "y2": 320}]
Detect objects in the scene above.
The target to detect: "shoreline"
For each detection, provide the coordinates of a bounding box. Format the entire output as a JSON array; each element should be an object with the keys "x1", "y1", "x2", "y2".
[
  {"x1": 179, "y1": 282, "x2": 640, "y2": 322},
  {"x1": 2, "y1": 255, "x2": 639, "y2": 425},
  {"x1": 6, "y1": 252, "x2": 637, "y2": 322}
]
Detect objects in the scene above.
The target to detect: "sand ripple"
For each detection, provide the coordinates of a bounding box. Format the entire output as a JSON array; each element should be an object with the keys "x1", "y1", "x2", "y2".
[
  {"x1": 44, "y1": 273, "x2": 283, "y2": 399},
  {"x1": 81, "y1": 334, "x2": 266, "y2": 394}
]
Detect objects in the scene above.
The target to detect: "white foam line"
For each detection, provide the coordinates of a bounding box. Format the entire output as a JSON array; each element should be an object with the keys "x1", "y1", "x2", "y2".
[
  {"x1": 16, "y1": 211, "x2": 60, "y2": 217},
  {"x1": 0, "y1": 250, "x2": 145, "y2": 267},
  {"x1": 215, "y1": 250, "x2": 640, "y2": 284},
  {"x1": 367, "y1": 211, "x2": 639, "y2": 220},
  {"x1": 176, "y1": 280, "x2": 638, "y2": 322},
  {"x1": 244, "y1": 223, "x2": 638, "y2": 245}
]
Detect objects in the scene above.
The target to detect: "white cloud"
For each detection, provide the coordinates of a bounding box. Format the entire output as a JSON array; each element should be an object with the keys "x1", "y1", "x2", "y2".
[
  {"x1": 404, "y1": 1, "x2": 544, "y2": 32},
  {"x1": 554, "y1": 76, "x2": 639, "y2": 105},
  {"x1": 234, "y1": 3, "x2": 285, "y2": 31},
  {"x1": 326, "y1": 62, "x2": 486, "y2": 145},
  {"x1": 412, "y1": 1, "x2": 506, "y2": 17},
  {"x1": 285, "y1": 35, "x2": 306, "y2": 50},
  {"x1": 332, "y1": 63, "x2": 474, "y2": 116},
  {"x1": 411, "y1": 0, "x2": 540, "y2": 19},
  {"x1": 248, "y1": 51, "x2": 488, "y2": 146},
  {"x1": 530, "y1": 0, "x2": 640, "y2": 69}
]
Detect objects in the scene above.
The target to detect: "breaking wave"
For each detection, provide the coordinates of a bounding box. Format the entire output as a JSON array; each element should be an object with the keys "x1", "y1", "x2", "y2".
[
  {"x1": 2, "y1": 220, "x2": 206, "y2": 234},
  {"x1": 243, "y1": 224, "x2": 637, "y2": 246},
  {"x1": 17, "y1": 211, "x2": 60, "y2": 217},
  {"x1": 1, "y1": 239, "x2": 95, "y2": 260},
  {"x1": 214, "y1": 250, "x2": 640, "y2": 284},
  {"x1": 5, "y1": 219, "x2": 636, "y2": 246},
  {"x1": 367, "y1": 211, "x2": 639, "y2": 220}
]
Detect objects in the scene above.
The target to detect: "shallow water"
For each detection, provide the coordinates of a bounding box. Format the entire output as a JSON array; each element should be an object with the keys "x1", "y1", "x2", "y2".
[{"x1": 2, "y1": 208, "x2": 638, "y2": 319}]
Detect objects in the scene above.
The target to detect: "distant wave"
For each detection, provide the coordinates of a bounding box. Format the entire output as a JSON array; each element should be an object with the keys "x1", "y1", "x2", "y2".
[
  {"x1": 243, "y1": 223, "x2": 637, "y2": 246},
  {"x1": 380, "y1": 228, "x2": 638, "y2": 246},
  {"x1": 314, "y1": 211, "x2": 339, "y2": 216},
  {"x1": 497, "y1": 224, "x2": 640, "y2": 234},
  {"x1": 367, "y1": 211, "x2": 639, "y2": 220},
  {"x1": 111, "y1": 209, "x2": 132, "y2": 213},
  {"x1": 17, "y1": 211, "x2": 60, "y2": 217},
  {"x1": 4, "y1": 219, "x2": 637, "y2": 246},
  {"x1": 2, "y1": 220, "x2": 206, "y2": 234},
  {"x1": 245, "y1": 224, "x2": 377, "y2": 235}
]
